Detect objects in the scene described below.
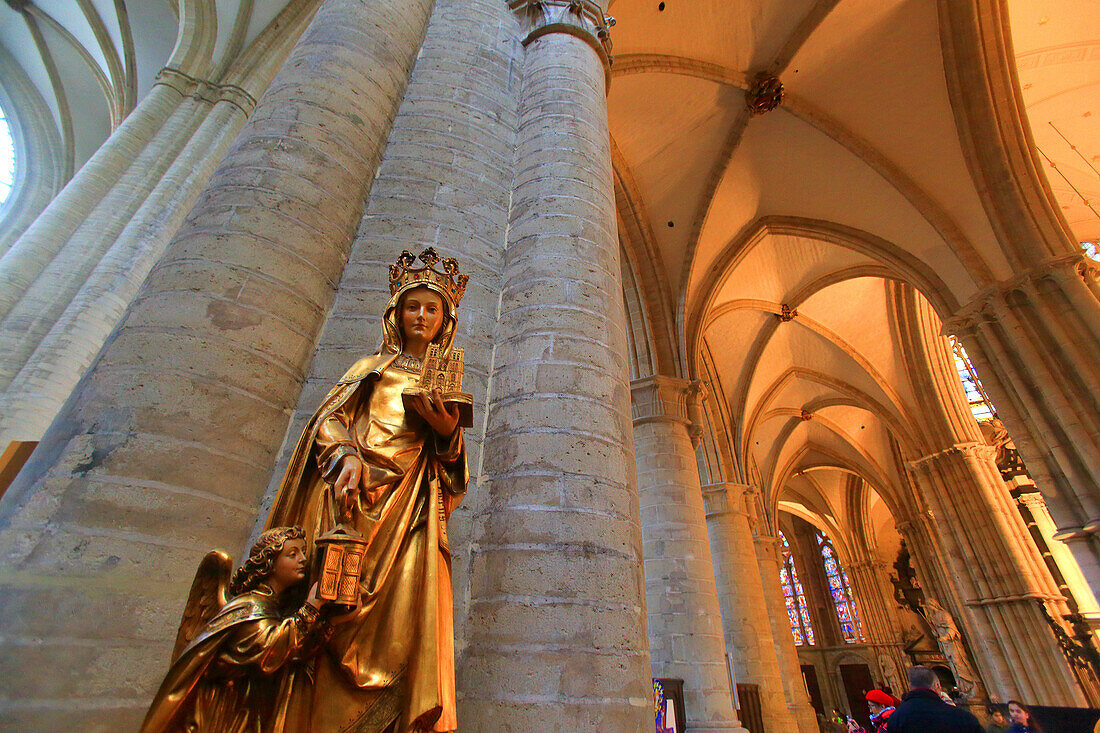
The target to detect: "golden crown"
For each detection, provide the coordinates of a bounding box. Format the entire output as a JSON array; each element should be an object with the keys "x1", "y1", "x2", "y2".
[{"x1": 389, "y1": 248, "x2": 468, "y2": 307}]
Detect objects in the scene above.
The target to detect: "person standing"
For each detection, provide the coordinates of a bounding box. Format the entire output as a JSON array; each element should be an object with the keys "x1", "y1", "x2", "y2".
[
  {"x1": 985, "y1": 706, "x2": 1011, "y2": 733},
  {"x1": 1006, "y1": 700, "x2": 1043, "y2": 733},
  {"x1": 846, "y1": 689, "x2": 896, "y2": 732},
  {"x1": 885, "y1": 666, "x2": 983, "y2": 733}
]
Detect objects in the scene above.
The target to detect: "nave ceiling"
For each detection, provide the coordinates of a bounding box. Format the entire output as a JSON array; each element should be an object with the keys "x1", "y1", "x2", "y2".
[{"x1": 609, "y1": 0, "x2": 1098, "y2": 547}]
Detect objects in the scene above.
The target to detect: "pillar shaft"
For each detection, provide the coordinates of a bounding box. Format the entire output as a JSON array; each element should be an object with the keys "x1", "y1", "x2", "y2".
[
  {"x1": 0, "y1": 93, "x2": 209, "y2": 393},
  {"x1": 756, "y1": 535, "x2": 821, "y2": 732},
  {"x1": 948, "y1": 259, "x2": 1100, "y2": 602},
  {"x1": 634, "y1": 378, "x2": 742, "y2": 732},
  {"x1": 0, "y1": 0, "x2": 434, "y2": 729},
  {"x1": 0, "y1": 81, "x2": 181, "y2": 319},
  {"x1": 910, "y1": 445, "x2": 1085, "y2": 705},
  {"x1": 702, "y1": 481, "x2": 795, "y2": 732},
  {"x1": 0, "y1": 95, "x2": 250, "y2": 444},
  {"x1": 461, "y1": 3, "x2": 653, "y2": 728}
]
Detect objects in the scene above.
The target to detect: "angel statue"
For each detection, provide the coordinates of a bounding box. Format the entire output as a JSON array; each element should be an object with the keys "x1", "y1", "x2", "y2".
[
  {"x1": 140, "y1": 526, "x2": 354, "y2": 732},
  {"x1": 264, "y1": 248, "x2": 471, "y2": 732}
]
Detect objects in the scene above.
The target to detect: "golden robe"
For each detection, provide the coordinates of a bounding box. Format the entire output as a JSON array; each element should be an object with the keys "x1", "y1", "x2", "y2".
[
  {"x1": 266, "y1": 353, "x2": 468, "y2": 733},
  {"x1": 140, "y1": 587, "x2": 325, "y2": 733}
]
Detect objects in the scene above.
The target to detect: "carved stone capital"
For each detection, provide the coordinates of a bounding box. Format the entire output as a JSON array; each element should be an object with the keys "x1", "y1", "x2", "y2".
[
  {"x1": 907, "y1": 442, "x2": 996, "y2": 471},
  {"x1": 700, "y1": 482, "x2": 754, "y2": 519},
  {"x1": 631, "y1": 375, "x2": 706, "y2": 445},
  {"x1": 155, "y1": 67, "x2": 257, "y2": 115},
  {"x1": 509, "y1": 0, "x2": 615, "y2": 76},
  {"x1": 1016, "y1": 491, "x2": 1046, "y2": 511},
  {"x1": 942, "y1": 252, "x2": 1097, "y2": 335}
]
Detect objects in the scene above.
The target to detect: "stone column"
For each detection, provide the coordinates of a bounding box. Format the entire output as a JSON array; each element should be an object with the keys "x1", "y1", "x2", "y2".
[
  {"x1": 897, "y1": 284, "x2": 1086, "y2": 705},
  {"x1": 0, "y1": 81, "x2": 181, "y2": 318},
  {"x1": 756, "y1": 534, "x2": 822, "y2": 732},
  {"x1": 633, "y1": 377, "x2": 743, "y2": 732},
  {"x1": 845, "y1": 557, "x2": 909, "y2": 693},
  {"x1": 909, "y1": 445, "x2": 1086, "y2": 705},
  {"x1": 0, "y1": 85, "x2": 255, "y2": 445},
  {"x1": 460, "y1": 2, "x2": 653, "y2": 729},
  {"x1": 0, "y1": 1, "x2": 435, "y2": 729},
  {"x1": 946, "y1": 257, "x2": 1100, "y2": 603},
  {"x1": 0, "y1": 86, "x2": 209, "y2": 394},
  {"x1": 251, "y1": 0, "x2": 525, "y2": 673},
  {"x1": 702, "y1": 481, "x2": 795, "y2": 732},
  {"x1": 1017, "y1": 491, "x2": 1100, "y2": 618}
]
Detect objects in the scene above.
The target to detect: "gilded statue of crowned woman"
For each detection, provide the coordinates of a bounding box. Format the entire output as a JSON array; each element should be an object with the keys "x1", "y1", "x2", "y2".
[{"x1": 142, "y1": 248, "x2": 470, "y2": 733}]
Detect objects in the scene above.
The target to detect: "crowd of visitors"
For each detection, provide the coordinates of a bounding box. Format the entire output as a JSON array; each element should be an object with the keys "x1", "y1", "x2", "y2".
[{"x1": 825, "y1": 666, "x2": 1050, "y2": 733}]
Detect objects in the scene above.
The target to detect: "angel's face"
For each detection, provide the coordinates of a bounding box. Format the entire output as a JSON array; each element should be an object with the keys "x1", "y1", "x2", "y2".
[{"x1": 270, "y1": 538, "x2": 308, "y2": 592}]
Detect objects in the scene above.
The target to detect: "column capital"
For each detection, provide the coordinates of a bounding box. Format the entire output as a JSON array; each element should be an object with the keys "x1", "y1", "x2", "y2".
[
  {"x1": 943, "y1": 251, "x2": 1099, "y2": 335},
  {"x1": 631, "y1": 374, "x2": 706, "y2": 443},
  {"x1": 1016, "y1": 491, "x2": 1046, "y2": 511},
  {"x1": 907, "y1": 442, "x2": 995, "y2": 471},
  {"x1": 509, "y1": 0, "x2": 615, "y2": 79},
  {"x1": 154, "y1": 67, "x2": 257, "y2": 115},
  {"x1": 700, "y1": 482, "x2": 755, "y2": 519},
  {"x1": 895, "y1": 510, "x2": 936, "y2": 537}
]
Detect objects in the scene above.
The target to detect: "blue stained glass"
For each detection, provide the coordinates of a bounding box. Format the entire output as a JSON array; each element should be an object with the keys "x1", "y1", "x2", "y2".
[
  {"x1": 780, "y1": 532, "x2": 816, "y2": 646},
  {"x1": 816, "y1": 530, "x2": 866, "y2": 643}
]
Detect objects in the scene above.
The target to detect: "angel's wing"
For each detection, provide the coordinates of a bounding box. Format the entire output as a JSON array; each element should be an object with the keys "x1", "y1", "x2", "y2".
[{"x1": 170, "y1": 550, "x2": 233, "y2": 663}]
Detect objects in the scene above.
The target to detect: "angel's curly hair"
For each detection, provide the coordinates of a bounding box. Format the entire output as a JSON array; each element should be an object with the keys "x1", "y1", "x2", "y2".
[{"x1": 228, "y1": 526, "x2": 307, "y2": 597}]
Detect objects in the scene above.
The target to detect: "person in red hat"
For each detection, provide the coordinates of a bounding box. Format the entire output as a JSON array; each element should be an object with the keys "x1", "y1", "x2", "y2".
[{"x1": 847, "y1": 689, "x2": 897, "y2": 733}]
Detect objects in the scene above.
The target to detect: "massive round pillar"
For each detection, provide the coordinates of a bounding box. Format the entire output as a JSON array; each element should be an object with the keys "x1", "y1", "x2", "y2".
[
  {"x1": 634, "y1": 377, "x2": 743, "y2": 732},
  {"x1": 702, "y1": 481, "x2": 797, "y2": 732},
  {"x1": 460, "y1": 2, "x2": 653, "y2": 728},
  {"x1": 756, "y1": 534, "x2": 823, "y2": 732}
]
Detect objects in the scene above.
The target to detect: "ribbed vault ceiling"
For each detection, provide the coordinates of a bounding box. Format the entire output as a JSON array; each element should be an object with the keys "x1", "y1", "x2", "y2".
[{"x1": 608, "y1": 0, "x2": 1097, "y2": 552}]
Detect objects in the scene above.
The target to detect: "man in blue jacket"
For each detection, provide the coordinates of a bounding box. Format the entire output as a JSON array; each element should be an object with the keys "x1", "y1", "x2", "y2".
[{"x1": 886, "y1": 666, "x2": 984, "y2": 733}]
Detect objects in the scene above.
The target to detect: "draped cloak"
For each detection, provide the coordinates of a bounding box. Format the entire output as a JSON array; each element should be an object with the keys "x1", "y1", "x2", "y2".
[
  {"x1": 140, "y1": 587, "x2": 324, "y2": 733},
  {"x1": 265, "y1": 351, "x2": 468, "y2": 733}
]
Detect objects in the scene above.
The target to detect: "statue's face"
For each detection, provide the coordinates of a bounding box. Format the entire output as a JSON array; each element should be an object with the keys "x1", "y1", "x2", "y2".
[
  {"x1": 271, "y1": 538, "x2": 308, "y2": 590},
  {"x1": 400, "y1": 286, "x2": 445, "y2": 345}
]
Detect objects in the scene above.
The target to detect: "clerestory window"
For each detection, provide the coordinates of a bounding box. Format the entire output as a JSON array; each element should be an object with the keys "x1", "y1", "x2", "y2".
[
  {"x1": 816, "y1": 531, "x2": 865, "y2": 643},
  {"x1": 780, "y1": 531, "x2": 815, "y2": 645}
]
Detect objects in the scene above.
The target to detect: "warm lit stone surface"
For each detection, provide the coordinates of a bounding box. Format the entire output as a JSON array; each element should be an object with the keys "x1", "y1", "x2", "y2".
[{"x1": 0, "y1": 0, "x2": 434, "y2": 726}]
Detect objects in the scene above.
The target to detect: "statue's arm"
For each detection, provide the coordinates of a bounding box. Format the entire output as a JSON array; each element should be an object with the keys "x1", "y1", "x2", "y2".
[
  {"x1": 315, "y1": 401, "x2": 361, "y2": 481},
  {"x1": 434, "y1": 425, "x2": 464, "y2": 466},
  {"x1": 220, "y1": 604, "x2": 328, "y2": 674}
]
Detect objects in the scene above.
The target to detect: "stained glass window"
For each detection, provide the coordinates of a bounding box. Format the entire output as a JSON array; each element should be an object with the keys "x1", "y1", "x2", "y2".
[
  {"x1": 0, "y1": 104, "x2": 14, "y2": 207},
  {"x1": 780, "y1": 531, "x2": 815, "y2": 645},
  {"x1": 948, "y1": 335, "x2": 995, "y2": 421},
  {"x1": 816, "y1": 531, "x2": 865, "y2": 643},
  {"x1": 1084, "y1": 242, "x2": 1100, "y2": 262}
]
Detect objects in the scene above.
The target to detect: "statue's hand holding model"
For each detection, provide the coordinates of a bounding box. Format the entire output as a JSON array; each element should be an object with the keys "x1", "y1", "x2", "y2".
[{"x1": 144, "y1": 249, "x2": 470, "y2": 733}]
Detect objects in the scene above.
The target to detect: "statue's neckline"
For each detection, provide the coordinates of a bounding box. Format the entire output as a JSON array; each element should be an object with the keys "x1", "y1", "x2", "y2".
[{"x1": 393, "y1": 354, "x2": 423, "y2": 373}]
